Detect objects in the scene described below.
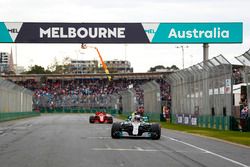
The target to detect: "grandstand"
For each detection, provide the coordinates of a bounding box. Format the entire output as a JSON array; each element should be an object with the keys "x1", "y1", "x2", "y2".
[{"x1": 2, "y1": 72, "x2": 171, "y2": 114}]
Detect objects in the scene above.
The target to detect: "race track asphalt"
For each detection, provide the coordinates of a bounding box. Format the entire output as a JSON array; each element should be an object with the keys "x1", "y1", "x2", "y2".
[{"x1": 0, "y1": 114, "x2": 249, "y2": 167}]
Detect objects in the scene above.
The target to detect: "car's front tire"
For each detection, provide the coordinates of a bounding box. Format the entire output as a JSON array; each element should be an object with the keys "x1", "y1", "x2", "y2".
[
  {"x1": 151, "y1": 124, "x2": 161, "y2": 140},
  {"x1": 89, "y1": 116, "x2": 95, "y2": 123},
  {"x1": 111, "y1": 122, "x2": 121, "y2": 139}
]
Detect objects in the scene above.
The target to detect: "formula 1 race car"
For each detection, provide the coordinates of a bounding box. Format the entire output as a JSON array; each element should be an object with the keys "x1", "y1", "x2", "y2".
[
  {"x1": 89, "y1": 111, "x2": 113, "y2": 124},
  {"x1": 111, "y1": 115, "x2": 161, "y2": 140}
]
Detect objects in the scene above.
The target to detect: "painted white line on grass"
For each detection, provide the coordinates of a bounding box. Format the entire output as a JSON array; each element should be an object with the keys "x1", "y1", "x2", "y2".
[{"x1": 162, "y1": 135, "x2": 249, "y2": 167}]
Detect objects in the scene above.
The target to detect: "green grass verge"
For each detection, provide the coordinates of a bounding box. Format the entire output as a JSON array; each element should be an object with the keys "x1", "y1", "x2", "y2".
[
  {"x1": 115, "y1": 114, "x2": 250, "y2": 147},
  {"x1": 0, "y1": 112, "x2": 40, "y2": 122},
  {"x1": 161, "y1": 122, "x2": 250, "y2": 147}
]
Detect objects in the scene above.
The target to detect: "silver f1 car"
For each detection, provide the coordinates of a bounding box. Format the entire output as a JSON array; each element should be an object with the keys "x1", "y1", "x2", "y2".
[{"x1": 111, "y1": 115, "x2": 161, "y2": 140}]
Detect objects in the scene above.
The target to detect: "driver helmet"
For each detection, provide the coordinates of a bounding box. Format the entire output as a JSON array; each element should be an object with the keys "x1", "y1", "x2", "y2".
[{"x1": 134, "y1": 114, "x2": 141, "y2": 122}]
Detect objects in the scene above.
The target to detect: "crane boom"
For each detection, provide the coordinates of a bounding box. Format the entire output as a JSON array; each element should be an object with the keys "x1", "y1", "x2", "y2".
[
  {"x1": 81, "y1": 44, "x2": 111, "y2": 80},
  {"x1": 94, "y1": 47, "x2": 111, "y2": 80}
]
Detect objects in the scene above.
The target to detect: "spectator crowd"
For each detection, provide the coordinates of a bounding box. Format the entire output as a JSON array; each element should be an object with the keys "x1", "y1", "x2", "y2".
[{"x1": 13, "y1": 78, "x2": 171, "y2": 111}]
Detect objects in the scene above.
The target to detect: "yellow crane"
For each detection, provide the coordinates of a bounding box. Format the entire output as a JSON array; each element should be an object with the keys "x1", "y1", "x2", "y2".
[{"x1": 81, "y1": 44, "x2": 111, "y2": 81}]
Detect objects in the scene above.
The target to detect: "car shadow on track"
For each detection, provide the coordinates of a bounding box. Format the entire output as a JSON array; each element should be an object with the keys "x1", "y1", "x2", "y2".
[{"x1": 114, "y1": 136, "x2": 156, "y2": 140}]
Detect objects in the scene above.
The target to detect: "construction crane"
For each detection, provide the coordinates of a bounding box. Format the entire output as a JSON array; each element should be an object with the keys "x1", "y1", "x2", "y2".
[{"x1": 81, "y1": 44, "x2": 111, "y2": 81}]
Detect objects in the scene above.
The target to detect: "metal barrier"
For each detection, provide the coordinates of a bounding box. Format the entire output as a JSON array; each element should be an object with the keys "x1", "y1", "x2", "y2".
[
  {"x1": 168, "y1": 55, "x2": 232, "y2": 130},
  {"x1": 0, "y1": 77, "x2": 36, "y2": 122},
  {"x1": 0, "y1": 77, "x2": 33, "y2": 113},
  {"x1": 34, "y1": 93, "x2": 119, "y2": 110},
  {"x1": 120, "y1": 89, "x2": 136, "y2": 113},
  {"x1": 119, "y1": 81, "x2": 162, "y2": 121},
  {"x1": 235, "y1": 49, "x2": 250, "y2": 131},
  {"x1": 142, "y1": 81, "x2": 161, "y2": 121},
  {"x1": 109, "y1": 93, "x2": 121, "y2": 111},
  {"x1": 34, "y1": 92, "x2": 120, "y2": 115},
  {"x1": 39, "y1": 107, "x2": 118, "y2": 115}
]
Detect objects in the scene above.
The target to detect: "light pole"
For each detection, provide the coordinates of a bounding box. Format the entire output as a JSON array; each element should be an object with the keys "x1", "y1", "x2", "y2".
[{"x1": 176, "y1": 45, "x2": 188, "y2": 69}]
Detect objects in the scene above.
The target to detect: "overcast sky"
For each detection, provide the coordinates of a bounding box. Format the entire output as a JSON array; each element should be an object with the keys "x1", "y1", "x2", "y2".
[{"x1": 0, "y1": 0, "x2": 250, "y2": 72}]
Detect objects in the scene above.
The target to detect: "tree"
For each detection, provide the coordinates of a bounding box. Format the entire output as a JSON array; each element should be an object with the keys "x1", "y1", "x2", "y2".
[
  {"x1": 47, "y1": 56, "x2": 71, "y2": 74},
  {"x1": 47, "y1": 57, "x2": 59, "y2": 72},
  {"x1": 148, "y1": 65, "x2": 179, "y2": 72},
  {"x1": 23, "y1": 65, "x2": 51, "y2": 74},
  {"x1": 170, "y1": 65, "x2": 179, "y2": 70},
  {"x1": 60, "y1": 56, "x2": 71, "y2": 74},
  {"x1": 148, "y1": 65, "x2": 165, "y2": 72}
]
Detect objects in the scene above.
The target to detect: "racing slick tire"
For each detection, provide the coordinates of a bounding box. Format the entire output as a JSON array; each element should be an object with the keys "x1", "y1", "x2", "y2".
[
  {"x1": 107, "y1": 117, "x2": 113, "y2": 124},
  {"x1": 151, "y1": 124, "x2": 161, "y2": 140},
  {"x1": 89, "y1": 116, "x2": 95, "y2": 123},
  {"x1": 111, "y1": 122, "x2": 121, "y2": 139}
]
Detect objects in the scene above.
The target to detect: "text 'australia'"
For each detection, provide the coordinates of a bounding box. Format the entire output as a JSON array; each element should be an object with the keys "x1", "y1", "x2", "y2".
[{"x1": 168, "y1": 27, "x2": 230, "y2": 39}]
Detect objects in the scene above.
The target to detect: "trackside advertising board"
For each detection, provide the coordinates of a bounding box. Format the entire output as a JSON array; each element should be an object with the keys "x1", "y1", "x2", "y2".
[{"x1": 0, "y1": 22, "x2": 242, "y2": 43}]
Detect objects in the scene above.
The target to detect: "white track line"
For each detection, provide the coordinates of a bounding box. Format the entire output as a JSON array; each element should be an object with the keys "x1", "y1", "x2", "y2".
[
  {"x1": 91, "y1": 148, "x2": 206, "y2": 153},
  {"x1": 162, "y1": 135, "x2": 249, "y2": 167},
  {"x1": 87, "y1": 136, "x2": 111, "y2": 139},
  {"x1": 0, "y1": 133, "x2": 6, "y2": 136}
]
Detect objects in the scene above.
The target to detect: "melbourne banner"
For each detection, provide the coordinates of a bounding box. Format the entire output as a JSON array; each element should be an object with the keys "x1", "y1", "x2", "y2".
[{"x1": 0, "y1": 22, "x2": 242, "y2": 43}]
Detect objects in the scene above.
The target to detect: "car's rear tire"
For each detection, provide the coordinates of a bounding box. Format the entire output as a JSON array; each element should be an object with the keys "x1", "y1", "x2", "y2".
[
  {"x1": 151, "y1": 124, "x2": 161, "y2": 140},
  {"x1": 111, "y1": 122, "x2": 121, "y2": 139},
  {"x1": 89, "y1": 116, "x2": 95, "y2": 123}
]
